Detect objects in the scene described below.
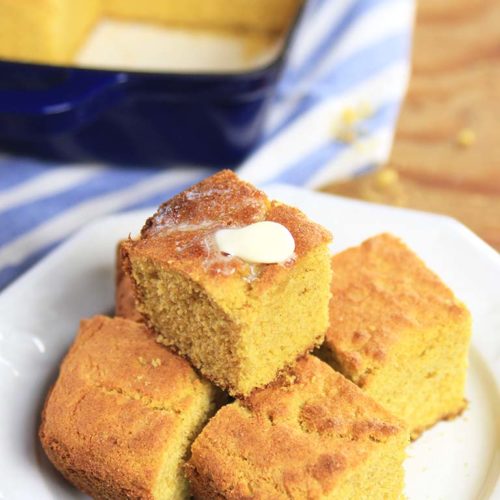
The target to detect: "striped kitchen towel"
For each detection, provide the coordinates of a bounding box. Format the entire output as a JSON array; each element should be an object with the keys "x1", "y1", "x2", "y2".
[{"x1": 0, "y1": 0, "x2": 415, "y2": 290}]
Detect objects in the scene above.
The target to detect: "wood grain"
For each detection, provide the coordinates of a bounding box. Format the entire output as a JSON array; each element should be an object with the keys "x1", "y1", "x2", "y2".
[{"x1": 324, "y1": 0, "x2": 500, "y2": 250}]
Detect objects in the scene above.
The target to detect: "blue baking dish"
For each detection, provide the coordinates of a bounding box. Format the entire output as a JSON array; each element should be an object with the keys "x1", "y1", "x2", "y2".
[{"x1": 0, "y1": 6, "x2": 306, "y2": 167}]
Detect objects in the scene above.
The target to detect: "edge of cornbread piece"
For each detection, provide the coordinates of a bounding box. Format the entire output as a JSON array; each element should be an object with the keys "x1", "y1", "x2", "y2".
[
  {"x1": 39, "y1": 315, "x2": 223, "y2": 499},
  {"x1": 186, "y1": 355, "x2": 409, "y2": 499},
  {"x1": 324, "y1": 233, "x2": 471, "y2": 438},
  {"x1": 122, "y1": 170, "x2": 333, "y2": 396},
  {"x1": 115, "y1": 240, "x2": 142, "y2": 321}
]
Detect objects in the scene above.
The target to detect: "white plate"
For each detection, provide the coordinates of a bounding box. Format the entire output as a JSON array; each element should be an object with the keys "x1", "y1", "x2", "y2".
[{"x1": 0, "y1": 184, "x2": 499, "y2": 500}]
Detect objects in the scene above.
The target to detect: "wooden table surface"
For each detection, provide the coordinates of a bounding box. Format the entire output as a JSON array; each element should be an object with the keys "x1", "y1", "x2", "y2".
[{"x1": 324, "y1": 0, "x2": 500, "y2": 250}]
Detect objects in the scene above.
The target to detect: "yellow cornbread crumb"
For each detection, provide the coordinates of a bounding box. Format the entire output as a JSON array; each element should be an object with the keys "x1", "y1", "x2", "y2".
[
  {"x1": 340, "y1": 107, "x2": 358, "y2": 126},
  {"x1": 332, "y1": 102, "x2": 374, "y2": 144},
  {"x1": 456, "y1": 128, "x2": 476, "y2": 147},
  {"x1": 375, "y1": 168, "x2": 399, "y2": 188}
]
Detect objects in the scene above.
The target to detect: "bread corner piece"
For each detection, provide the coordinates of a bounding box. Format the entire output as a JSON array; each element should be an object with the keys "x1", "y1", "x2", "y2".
[
  {"x1": 122, "y1": 170, "x2": 332, "y2": 396},
  {"x1": 186, "y1": 355, "x2": 409, "y2": 499},
  {"x1": 323, "y1": 233, "x2": 471, "y2": 439},
  {"x1": 39, "y1": 316, "x2": 223, "y2": 499}
]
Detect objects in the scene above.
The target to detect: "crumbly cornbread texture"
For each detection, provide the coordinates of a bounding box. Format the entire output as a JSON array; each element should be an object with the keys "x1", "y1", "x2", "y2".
[
  {"x1": 324, "y1": 233, "x2": 471, "y2": 438},
  {"x1": 0, "y1": 0, "x2": 301, "y2": 64},
  {"x1": 123, "y1": 170, "x2": 332, "y2": 396},
  {"x1": 116, "y1": 240, "x2": 142, "y2": 322},
  {"x1": 39, "y1": 316, "x2": 222, "y2": 500},
  {"x1": 186, "y1": 355, "x2": 409, "y2": 499}
]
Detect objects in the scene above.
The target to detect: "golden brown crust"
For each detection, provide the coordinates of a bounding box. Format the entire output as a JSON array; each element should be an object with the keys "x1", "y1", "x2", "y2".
[
  {"x1": 186, "y1": 356, "x2": 407, "y2": 499},
  {"x1": 125, "y1": 170, "x2": 332, "y2": 288},
  {"x1": 39, "y1": 316, "x2": 216, "y2": 499},
  {"x1": 115, "y1": 241, "x2": 142, "y2": 322},
  {"x1": 141, "y1": 170, "x2": 268, "y2": 240},
  {"x1": 326, "y1": 233, "x2": 469, "y2": 373}
]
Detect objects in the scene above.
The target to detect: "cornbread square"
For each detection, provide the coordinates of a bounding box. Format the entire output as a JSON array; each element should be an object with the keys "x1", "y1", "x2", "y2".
[
  {"x1": 39, "y1": 316, "x2": 222, "y2": 499},
  {"x1": 104, "y1": 0, "x2": 302, "y2": 33},
  {"x1": 123, "y1": 170, "x2": 332, "y2": 396},
  {"x1": 323, "y1": 233, "x2": 471, "y2": 438},
  {"x1": 0, "y1": 0, "x2": 100, "y2": 64},
  {"x1": 116, "y1": 240, "x2": 142, "y2": 322},
  {"x1": 186, "y1": 355, "x2": 409, "y2": 499}
]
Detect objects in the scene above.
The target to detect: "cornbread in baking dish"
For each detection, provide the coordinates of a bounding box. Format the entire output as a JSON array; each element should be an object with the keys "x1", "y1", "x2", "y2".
[
  {"x1": 0, "y1": 0, "x2": 302, "y2": 65},
  {"x1": 0, "y1": 0, "x2": 100, "y2": 64},
  {"x1": 186, "y1": 355, "x2": 409, "y2": 499},
  {"x1": 39, "y1": 316, "x2": 223, "y2": 499},
  {"x1": 123, "y1": 170, "x2": 332, "y2": 396},
  {"x1": 105, "y1": 0, "x2": 302, "y2": 33},
  {"x1": 323, "y1": 233, "x2": 471, "y2": 439}
]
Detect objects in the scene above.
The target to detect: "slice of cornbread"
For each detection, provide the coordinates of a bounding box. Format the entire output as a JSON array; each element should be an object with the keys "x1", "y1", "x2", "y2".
[
  {"x1": 123, "y1": 170, "x2": 332, "y2": 396},
  {"x1": 323, "y1": 233, "x2": 471, "y2": 439},
  {"x1": 104, "y1": 0, "x2": 302, "y2": 33},
  {"x1": 39, "y1": 316, "x2": 223, "y2": 499},
  {"x1": 116, "y1": 240, "x2": 142, "y2": 321},
  {"x1": 0, "y1": 0, "x2": 100, "y2": 64},
  {"x1": 186, "y1": 355, "x2": 409, "y2": 499}
]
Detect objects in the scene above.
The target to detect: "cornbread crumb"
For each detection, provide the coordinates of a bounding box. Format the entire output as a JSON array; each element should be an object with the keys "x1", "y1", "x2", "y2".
[
  {"x1": 323, "y1": 234, "x2": 471, "y2": 439},
  {"x1": 375, "y1": 168, "x2": 399, "y2": 188},
  {"x1": 341, "y1": 107, "x2": 358, "y2": 126},
  {"x1": 186, "y1": 356, "x2": 409, "y2": 499},
  {"x1": 123, "y1": 170, "x2": 332, "y2": 396},
  {"x1": 152, "y1": 358, "x2": 162, "y2": 368},
  {"x1": 39, "y1": 316, "x2": 223, "y2": 499},
  {"x1": 456, "y1": 128, "x2": 476, "y2": 147},
  {"x1": 332, "y1": 102, "x2": 374, "y2": 144},
  {"x1": 137, "y1": 355, "x2": 147, "y2": 366}
]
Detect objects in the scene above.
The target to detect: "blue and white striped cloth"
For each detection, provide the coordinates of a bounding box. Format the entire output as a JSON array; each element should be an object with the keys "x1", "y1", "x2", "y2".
[{"x1": 0, "y1": 0, "x2": 414, "y2": 290}]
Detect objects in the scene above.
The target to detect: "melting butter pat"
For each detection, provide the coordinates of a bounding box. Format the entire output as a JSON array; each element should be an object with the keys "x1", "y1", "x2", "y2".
[{"x1": 215, "y1": 221, "x2": 295, "y2": 264}]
